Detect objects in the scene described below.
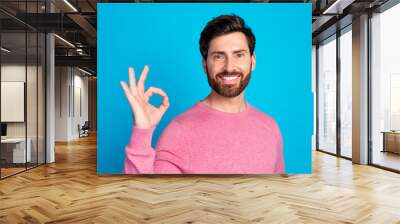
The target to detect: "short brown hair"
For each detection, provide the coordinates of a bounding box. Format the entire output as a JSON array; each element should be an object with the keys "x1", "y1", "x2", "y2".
[{"x1": 199, "y1": 14, "x2": 256, "y2": 59}]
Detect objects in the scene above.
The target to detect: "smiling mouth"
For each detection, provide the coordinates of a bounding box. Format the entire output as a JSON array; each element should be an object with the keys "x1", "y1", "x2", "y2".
[
  {"x1": 220, "y1": 75, "x2": 239, "y2": 80},
  {"x1": 218, "y1": 75, "x2": 241, "y2": 85}
]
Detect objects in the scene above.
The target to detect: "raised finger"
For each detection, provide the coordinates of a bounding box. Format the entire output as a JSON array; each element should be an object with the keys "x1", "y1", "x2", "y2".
[
  {"x1": 121, "y1": 81, "x2": 139, "y2": 108},
  {"x1": 137, "y1": 65, "x2": 149, "y2": 93},
  {"x1": 121, "y1": 81, "x2": 132, "y2": 100},
  {"x1": 128, "y1": 67, "x2": 137, "y2": 95}
]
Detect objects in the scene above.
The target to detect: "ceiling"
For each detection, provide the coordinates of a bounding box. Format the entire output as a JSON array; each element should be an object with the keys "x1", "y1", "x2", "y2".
[
  {"x1": 0, "y1": 0, "x2": 394, "y2": 75},
  {"x1": 1, "y1": 0, "x2": 97, "y2": 74}
]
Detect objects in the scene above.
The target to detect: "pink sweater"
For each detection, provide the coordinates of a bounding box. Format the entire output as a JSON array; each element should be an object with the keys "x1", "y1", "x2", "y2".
[{"x1": 124, "y1": 101, "x2": 285, "y2": 174}]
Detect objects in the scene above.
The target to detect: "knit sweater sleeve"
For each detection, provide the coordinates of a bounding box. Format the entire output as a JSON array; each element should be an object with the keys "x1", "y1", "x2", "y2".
[
  {"x1": 124, "y1": 120, "x2": 186, "y2": 174},
  {"x1": 273, "y1": 120, "x2": 285, "y2": 174}
]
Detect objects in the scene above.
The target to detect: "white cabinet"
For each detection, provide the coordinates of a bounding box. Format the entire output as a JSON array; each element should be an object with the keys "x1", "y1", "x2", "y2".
[{"x1": 1, "y1": 138, "x2": 32, "y2": 163}]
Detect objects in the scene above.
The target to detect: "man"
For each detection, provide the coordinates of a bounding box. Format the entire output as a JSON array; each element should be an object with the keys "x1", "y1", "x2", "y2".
[{"x1": 120, "y1": 14, "x2": 284, "y2": 174}]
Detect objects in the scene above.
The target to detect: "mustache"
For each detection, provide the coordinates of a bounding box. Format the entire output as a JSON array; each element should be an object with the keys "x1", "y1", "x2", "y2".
[{"x1": 216, "y1": 71, "x2": 243, "y2": 78}]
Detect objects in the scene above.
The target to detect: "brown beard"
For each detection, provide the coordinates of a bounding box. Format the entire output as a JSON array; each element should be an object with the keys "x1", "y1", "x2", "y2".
[{"x1": 206, "y1": 66, "x2": 252, "y2": 98}]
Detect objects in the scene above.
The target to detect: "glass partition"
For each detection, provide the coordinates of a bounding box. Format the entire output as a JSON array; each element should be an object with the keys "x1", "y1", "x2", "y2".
[
  {"x1": 317, "y1": 35, "x2": 337, "y2": 155},
  {"x1": 0, "y1": 1, "x2": 46, "y2": 179},
  {"x1": 339, "y1": 27, "x2": 352, "y2": 158},
  {"x1": 1, "y1": 30, "x2": 28, "y2": 177}
]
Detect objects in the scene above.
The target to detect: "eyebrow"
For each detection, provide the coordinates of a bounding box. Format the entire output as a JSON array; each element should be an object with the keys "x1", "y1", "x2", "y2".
[
  {"x1": 209, "y1": 49, "x2": 248, "y2": 55},
  {"x1": 233, "y1": 50, "x2": 248, "y2": 54},
  {"x1": 210, "y1": 51, "x2": 225, "y2": 55}
]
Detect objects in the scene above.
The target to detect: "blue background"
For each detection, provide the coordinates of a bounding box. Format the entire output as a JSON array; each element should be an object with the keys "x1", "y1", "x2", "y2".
[{"x1": 98, "y1": 3, "x2": 312, "y2": 174}]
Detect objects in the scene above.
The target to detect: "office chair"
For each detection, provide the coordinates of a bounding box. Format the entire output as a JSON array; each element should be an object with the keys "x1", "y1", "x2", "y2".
[{"x1": 79, "y1": 121, "x2": 90, "y2": 138}]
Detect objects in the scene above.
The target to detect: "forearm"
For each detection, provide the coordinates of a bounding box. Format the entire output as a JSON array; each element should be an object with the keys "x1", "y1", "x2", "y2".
[
  {"x1": 124, "y1": 120, "x2": 187, "y2": 174},
  {"x1": 124, "y1": 126, "x2": 156, "y2": 174}
]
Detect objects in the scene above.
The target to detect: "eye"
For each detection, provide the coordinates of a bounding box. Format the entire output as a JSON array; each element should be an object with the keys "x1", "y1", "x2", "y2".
[
  {"x1": 213, "y1": 54, "x2": 225, "y2": 60},
  {"x1": 236, "y1": 52, "x2": 245, "y2": 58}
]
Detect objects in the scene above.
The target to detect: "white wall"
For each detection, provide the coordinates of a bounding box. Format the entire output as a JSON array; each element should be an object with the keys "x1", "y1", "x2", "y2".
[
  {"x1": 55, "y1": 66, "x2": 69, "y2": 141},
  {"x1": 70, "y1": 71, "x2": 89, "y2": 139},
  {"x1": 1, "y1": 82, "x2": 25, "y2": 122},
  {"x1": 1, "y1": 65, "x2": 25, "y2": 132},
  {"x1": 55, "y1": 67, "x2": 89, "y2": 141}
]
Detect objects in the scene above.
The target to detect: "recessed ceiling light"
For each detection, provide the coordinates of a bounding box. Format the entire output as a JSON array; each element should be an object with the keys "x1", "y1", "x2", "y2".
[
  {"x1": 63, "y1": 0, "x2": 78, "y2": 12},
  {"x1": 322, "y1": 0, "x2": 354, "y2": 15},
  {"x1": 54, "y1": 34, "x2": 75, "y2": 48},
  {"x1": 1, "y1": 47, "x2": 11, "y2": 53},
  {"x1": 77, "y1": 67, "x2": 93, "y2": 76}
]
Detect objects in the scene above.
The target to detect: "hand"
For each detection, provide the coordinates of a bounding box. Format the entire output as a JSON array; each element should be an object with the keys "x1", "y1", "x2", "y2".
[{"x1": 120, "y1": 65, "x2": 170, "y2": 129}]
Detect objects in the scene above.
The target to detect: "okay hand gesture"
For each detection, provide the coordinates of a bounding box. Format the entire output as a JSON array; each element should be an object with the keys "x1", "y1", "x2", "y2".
[{"x1": 120, "y1": 65, "x2": 170, "y2": 129}]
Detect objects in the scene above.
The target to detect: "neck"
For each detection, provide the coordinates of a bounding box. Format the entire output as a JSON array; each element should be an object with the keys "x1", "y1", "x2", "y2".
[{"x1": 202, "y1": 91, "x2": 247, "y2": 113}]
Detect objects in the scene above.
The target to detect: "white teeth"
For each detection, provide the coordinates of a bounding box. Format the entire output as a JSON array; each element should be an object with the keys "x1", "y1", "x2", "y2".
[{"x1": 221, "y1": 76, "x2": 239, "y2": 81}]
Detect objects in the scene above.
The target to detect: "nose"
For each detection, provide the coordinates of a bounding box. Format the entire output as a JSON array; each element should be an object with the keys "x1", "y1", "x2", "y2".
[{"x1": 224, "y1": 56, "x2": 236, "y2": 73}]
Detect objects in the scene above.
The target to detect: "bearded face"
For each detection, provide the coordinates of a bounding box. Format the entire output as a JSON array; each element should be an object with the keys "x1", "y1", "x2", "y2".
[
  {"x1": 206, "y1": 66, "x2": 252, "y2": 98},
  {"x1": 203, "y1": 32, "x2": 255, "y2": 98}
]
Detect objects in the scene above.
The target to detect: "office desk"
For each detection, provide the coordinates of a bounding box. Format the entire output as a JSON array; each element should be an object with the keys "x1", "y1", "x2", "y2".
[
  {"x1": 1, "y1": 138, "x2": 31, "y2": 163},
  {"x1": 381, "y1": 131, "x2": 400, "y2": 154}
]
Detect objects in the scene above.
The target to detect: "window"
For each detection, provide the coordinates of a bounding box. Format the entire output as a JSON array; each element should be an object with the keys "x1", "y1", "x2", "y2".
[
  {"x1": 317, "y1": 35, "x2": 337, "y2": 154},
  {"x1": 371, "y1": 2, "x2": 400, "y2": 171},
  {"x1": 339, "y1": 27, "x2": 352, "y2": 158}
]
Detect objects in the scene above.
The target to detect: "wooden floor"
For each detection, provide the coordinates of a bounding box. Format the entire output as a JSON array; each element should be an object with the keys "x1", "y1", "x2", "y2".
[
  {"x1": 0, "y1": 167, "x2": 26, "y2": 178},
  {"x1": 1, "y1": 163, "x2": 45, "y2": 178},
  {"x1": 372, "y1": 150, "x2": 400, "y2": 171},
  {"x1": 1, "y1": 135, "x2": 400, "y2": 223}
]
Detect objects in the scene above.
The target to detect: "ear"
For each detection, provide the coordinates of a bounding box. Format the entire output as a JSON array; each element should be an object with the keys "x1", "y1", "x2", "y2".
[
  {"x1": 202, "y1": 58, "x2": 207, "y2": 74},
  {"x1": 251, "y1": 53, "x2": 256, "y2": 71}
]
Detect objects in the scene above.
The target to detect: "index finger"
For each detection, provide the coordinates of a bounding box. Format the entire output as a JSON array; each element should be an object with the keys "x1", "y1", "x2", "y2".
[{"x1": 128, "y1": 67, "x2": 138, "y2": 95}]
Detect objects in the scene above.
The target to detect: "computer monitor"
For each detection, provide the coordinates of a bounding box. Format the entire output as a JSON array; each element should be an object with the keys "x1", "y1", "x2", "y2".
[{"x1": 1, "y1": 123, "x2": 7, "y2": 137}]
